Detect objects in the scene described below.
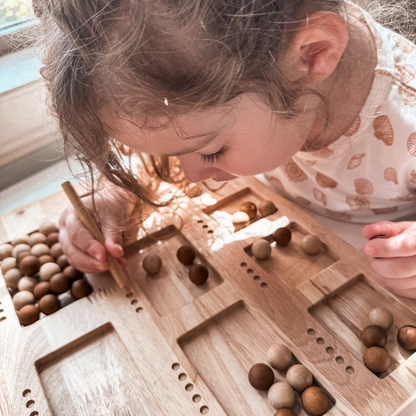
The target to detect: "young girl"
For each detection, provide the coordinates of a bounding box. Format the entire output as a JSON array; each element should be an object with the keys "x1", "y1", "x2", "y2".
[{"x1": 35, "y1": 0, "x2": 416, "y2": 297}]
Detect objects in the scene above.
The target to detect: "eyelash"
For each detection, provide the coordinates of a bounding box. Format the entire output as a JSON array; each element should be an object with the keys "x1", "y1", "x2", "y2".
[{"x1": 199, "y1": 147, "x2": 226, "y2": 164}]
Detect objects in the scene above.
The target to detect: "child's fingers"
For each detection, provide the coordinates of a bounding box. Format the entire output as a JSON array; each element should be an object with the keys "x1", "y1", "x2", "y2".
[
  {"x1": 362, "y1": 221, "x2": 413, "y2": 239},
  {"x1": 369, "y1": 256, "x2": 416, "y2": 279},
  {"x1": 373, "y1": 274, "x2": 416, "y2": 291},
  {"x1": 364, "y1": 233, "x2": 416, "y2": 258},
  {"x1": 101, "y1": 218, "x2": 125, "y2": 258},
  {"x1": 384, "y1": 286, "x2": 416, "y2": 299}
]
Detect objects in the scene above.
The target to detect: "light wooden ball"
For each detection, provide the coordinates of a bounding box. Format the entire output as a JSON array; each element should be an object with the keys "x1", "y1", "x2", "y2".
[
  {"x1": 267, "y1": 344, "x2": 292, "y2": 370},
  {"x1": 397, "y1": 325, "x2": 416, "y2": 351},
  {"x1": 248, "y1": 363, "x2": 274, "y2": 390},
  {"x1": 363, "y1": 346, "x2": 391, "y2": 373},
  {"x1": 50, "y1": 242, "x2": 64, "y2": 259},
  {"x1": 28, "y1": 232, "x2": 47, "y2": 247},
  {"x1": 39, "y1": 221, "x2": 59, "y2": 236},
  {"x1": 11, "y1": 234, "x2": 30, "y2": 246},
  {"x1": 12, "y1": 243, "x2": 31, "y2": 258},
  {"x1": 1, "y1": 257, "x2": 17, "y2": 274},
  {"x1": 39, "y1": 255, "x2": 55, "y2": 265},
  {"x1": 361, "y1": 325, "x2": 387, "y2": 348},
  {"x1": 0, "y1": 243, "x2": 13, "y2": 260},
  {"x1": 31, "y1": 243, "x2": 51, "y2": 257},
  {"x1": 252, "y1": 239, "x2": 271, "y2": 260},
  {"x1": 39, "y1": 262, "x2": 61, "y2": 281},
  {"x1": 259, "y1": 200, "x2": 277, "y2": 217},
  {"x1": 18, "y1": 304, "x2": 39, "y2": 326},
  {"x1": 18, "y1": 276, "x2": 38, "y2": 293},
  {"x1": 4, "y1": 268, "x2": 24, "y2": 289},
  {"x1": 232, "y1": 211, "x2": 250, "y2": 231},
  {"x1": 143, "y1": 254, "x2": 162, "y2": 275},
  {"x1": 273, "y1": 410, "x2": 297, "y2": 416},
  {"x1": 45, "y1": 232, "x2": 60, "y2": 247},
  {"x1": 268, "y1": 382, "x2": 295, "y2": 410},
  {"x1": 301, "y1": 235, "x2": 322, "y2": 255},
  {"x1": 301, "y1": 386, "x2": 328, "y2": 416},
  {"x1": 286, "y1": 364, "x2": 313, "y2": 392},
  {"x1": 369, "y1": 307, "x2": 393, "y2": 330},
  {"x1": 13, "y1": 290, "x2": 35, "y2": 310},
  {"x1": 240, "y1": 201, "x2": 257, "y2": 220}
]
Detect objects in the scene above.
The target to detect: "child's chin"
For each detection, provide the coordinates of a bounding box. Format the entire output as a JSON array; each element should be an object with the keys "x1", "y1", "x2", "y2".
[{"x1": 211, "y1": 173, "x2": 238, "y2": 182}]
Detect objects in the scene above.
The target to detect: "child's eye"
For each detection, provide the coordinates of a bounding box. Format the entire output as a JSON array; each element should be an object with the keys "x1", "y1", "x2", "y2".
[{"x1": 199, "y1": 147, "x2": 226, "y2": 164}]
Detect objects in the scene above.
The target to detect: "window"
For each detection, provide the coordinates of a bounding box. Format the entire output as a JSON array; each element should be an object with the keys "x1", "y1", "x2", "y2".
[{"x1": 0, "y1": 0, "x2": 34, "y2": 31}]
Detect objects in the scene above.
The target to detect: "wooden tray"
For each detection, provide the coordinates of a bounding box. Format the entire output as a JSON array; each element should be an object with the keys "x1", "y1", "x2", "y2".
[{"x1": 1, "y1": 177, "x2": 416, "y2": 416}]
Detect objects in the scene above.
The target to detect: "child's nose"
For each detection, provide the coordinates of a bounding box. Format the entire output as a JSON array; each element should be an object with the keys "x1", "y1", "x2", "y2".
[{"x1": 178, "y1": 155, "x2": 217, "y2": 183}]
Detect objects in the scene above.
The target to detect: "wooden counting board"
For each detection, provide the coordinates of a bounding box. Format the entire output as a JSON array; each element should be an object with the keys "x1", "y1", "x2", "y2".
[{"x1": 1, "y1": 177, "x2": 416, "y2": 416}]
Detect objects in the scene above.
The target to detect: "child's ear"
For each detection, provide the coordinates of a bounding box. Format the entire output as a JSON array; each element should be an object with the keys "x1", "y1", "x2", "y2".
[{"x1": 283, "y1": 12, "x2": 349, "y2": 84}]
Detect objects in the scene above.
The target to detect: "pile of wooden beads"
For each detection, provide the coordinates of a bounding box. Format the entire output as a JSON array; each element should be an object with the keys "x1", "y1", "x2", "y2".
[
  {"x1": 248, "y1": 343, "x2": 329, "y2": 415},
  {"x1": 0, "y1": 221, "x2": 92, "y2": 326}
]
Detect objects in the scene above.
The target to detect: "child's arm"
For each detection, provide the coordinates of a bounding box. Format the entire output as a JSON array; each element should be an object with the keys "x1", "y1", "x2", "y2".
[{"x1": 363, "y1": 221, "x2": 416, "y2": 298}]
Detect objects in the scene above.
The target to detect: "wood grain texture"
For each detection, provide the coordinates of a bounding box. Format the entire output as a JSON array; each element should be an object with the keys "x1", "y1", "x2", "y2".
[{"x1": 0, "y1": 176, "x2": 416, "y2": 416}]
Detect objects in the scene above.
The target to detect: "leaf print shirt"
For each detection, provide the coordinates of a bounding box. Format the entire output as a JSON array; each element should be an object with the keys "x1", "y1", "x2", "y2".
[{"x1": 263, "y1": 7, "x2": 416, "y2": 223}]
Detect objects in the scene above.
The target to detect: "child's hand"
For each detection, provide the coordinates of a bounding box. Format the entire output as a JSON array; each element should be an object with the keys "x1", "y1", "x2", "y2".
[
  {"x1": 59, "y1": 190, "x2": 133, "y2": 273},
  {"x1": 363, "y1": 221, "x2": 416, "y2": 298}
]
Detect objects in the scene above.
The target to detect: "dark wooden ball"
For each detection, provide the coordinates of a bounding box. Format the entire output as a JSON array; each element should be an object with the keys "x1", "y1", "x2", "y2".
[
  {"x1": 34, "y1": 281, "x2": 51, "y2": 299},
  {"x1": 248, "y1": 363, "x2": 274, "y2": 390},
  {"x1": 259, "y1": 200, "x2": 277, "y2": 217},
  {"x1": 39, "y1": 294, "x2": 60, "y2": 315},
  {"x1": 301, "y1": 386, "x2": 328, "y2": 416},
  {"x1": 273, "y1": 228, "x2": 292, "y2": 246},
  {"x1": 56, "y1": 254, "x2": 70, "y2": 269},
  {"x1": 177, "y1": 245, "x2": 196, "y2": 265},
  {"x1": 20, "y1": 255, "x2": 41, "y2": 276},
  {"x1": 50, "y1": 273, "x2": 69, "y2": 294},
  {"x1": 15, "y1": 250, "x2": 32, "y2": 268},
  {"x1": 63, "y1": 266, "x2": 83, "y2": 280},
  {"x1": 45, "y1": 232, "x2": 60, "y2": 247},
  {"x1": 361, "y1": 325, "x2": 387, "y2": 348},
  {"x1": 273, "y1": 410, "x2": 297, "y2": 416},
  {"x1": 240, "y1": 201, "x2": 257, "y2": 220},
  {"x1": 71, "y1": 279, "x2": 93, "y2": 299},
  {"x1": 189, "y1": 264, "x2": 209, "y2": 285},
  {"x1": 397, "y1": 325, "x2": 416, "y2": 351},
  {"x1": 18, "y1": 304, "x2": 39, "y2": 326},
  {"x1": 363, "y1": 346, "x2": 391, "y2": 373}
]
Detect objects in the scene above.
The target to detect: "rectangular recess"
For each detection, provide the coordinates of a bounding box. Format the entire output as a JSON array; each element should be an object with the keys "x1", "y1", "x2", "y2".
[
  {"x1": 309, "y1": 275, "x2": 416, "y2": 378},
  {"x1": 124, "y1": 225, "x2": 223, "y2": 316},
  {"x1": 36, "y1": 323, "x2": 151, "y2": 416},
  {"x1": 179, "y1": 302, "x2": 335, "y2": 416},
  {"x1": 244, "y1": 222, "x2": 339, "y2": 289}
]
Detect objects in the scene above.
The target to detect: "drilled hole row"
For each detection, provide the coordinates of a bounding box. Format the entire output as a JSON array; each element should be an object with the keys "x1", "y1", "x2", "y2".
[
  {"x1": 126, "y1": 293, "x2": 144, "y2": 313},
  {"x1": 22, "y1": 389, "x2": 38, "y2": 415},
  {"x1": 0, "y1": 301, "x2": 6, "y2": 322},
  {"x1": 172, "y1": 362, "x2": 209, "y2": 414},
  {"x1": 240, "y1": 263, "x2": 268, "y2": 288},
  {"x1": 197, "y1": 220, "x2": 214, "y2": 234},
  {"x1": 307, "y1": 328, "x2": 355, "y2": 374}
]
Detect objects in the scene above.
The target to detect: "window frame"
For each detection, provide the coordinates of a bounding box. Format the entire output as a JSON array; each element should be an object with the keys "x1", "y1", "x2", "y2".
[{"x1": 0, "y1": 18, "x2": 37, "y2": 55}]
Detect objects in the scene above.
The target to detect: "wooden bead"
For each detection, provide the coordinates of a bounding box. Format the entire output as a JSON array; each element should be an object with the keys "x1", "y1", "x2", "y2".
[
  {"x1": 39, "y1": 294, "x2": 60, "y2": 315},
  {"x1": 11, "y1": 234, "x2": 30, "y2": 246},
  {"x1": 13, "y1": 291, "x2": 35, "y2": 310},
  {"x1": 28, "y1": 232, "x2": 47, "y2": 247},
  {"x1": 301, "y1": 386, "x2": 328, "y2": 416},
  {"x1": 240, "y1": 201, "x2": 257, "y2": 220},
  {"x1": 252, "y1": 239, "x2": 271, "y2": 260},
  {"x1": 177, "y1": 245, "x2": 196, "y2": 265},
  {"x1": 18, "y1": 276, "x2": 38, "y2": 293},
  {"x1": 45, "y1": 232, "x2": 60, "y2": 247},
  {"x1": 286, "y1": 364, "x2": 313, "y2": 392},
  {"x1": 268, "y1": 382, "x2": 295, "y2": 410},
  {"x1": 1, "y1": 257, "x2": 16, "y2": 274},
  {"x1": 273, "y1": 227, "x2": 292, "y2": 246},
  {"x1": 369, "y1": 307, "x2": 393, "y2": 330},
  {"x1": 18, "y1": 304, "x2": 39, "y2": 326},
  {"x1": 31, "y1": 243, "x2": 51, "y2": 257},
  {"x1": 4, "y1": 268, "x2": 23, "y2": 289},
  {"x1": 273, "y1": 410, "x2": 297, "y2": 416},
  {"x1": 267, "y1": 344, "x2": 292, "y2": 370},
  {"x1": 363, "y1": 346, "x2": 391, "y2": 373},
  {"x1": 56, "y1": 254, "x2": 70, "y2": 269},
  {"x1": 50, "y1": 273, "x2": 69, "y2": 294},
  {"x1": 0, "y1": 243, "x2": 13, "y2": 260},
  {"x1": 259, "y1": 200, "x2": 277, "y2": 217},
  {"x1": 12, "y1": 243, "x2": 31, "y2": 258},
  {"x1": 63, "y1": 266, "x2": 83, "y2": 280},
  {"x1": 248, "y1": 363, "x2": 274, "y2": 390},
  {"x1": 71, "y1": 279, "x2": 93, "y2": 299},
  {"x1": 39, "y1": 262, "x2": 61, "y2": 281},
  {"x1": 189, "y1": 264, "x2": 209, "y2": 285},
  {"x1": 142, "y1": 254, "x2": 162, "y2": 274},
  {"x1": 232, "y1": 211, "x2": 250, "y2": 231},
  {"x1": 361, "y1": 325, "x2": 387, "y2": 348},
  {"x1": 15, "y1": 250, "x2": 33, "y2": 268},
  {"x1": 39, "y1": 221, "x2": 59, "y2": 236},
  {"x1": 301, "y1": 235, "x2": 322, "y2": 255},
  {"x1": 50, "y1": 242, "x2": 64, "y2": 259},
  {"x1": 20, "y1": 255, "x2": 41, "y2": 276},
  {"x1": 34, "y1": 281, "x2": 51, "y2": 299},
  {"x1": 397, "y1": 325, "x2": 416, "y2": 351},
  {"x1": 39, "y1": 255, "x2": 55, "y2": 265}
]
